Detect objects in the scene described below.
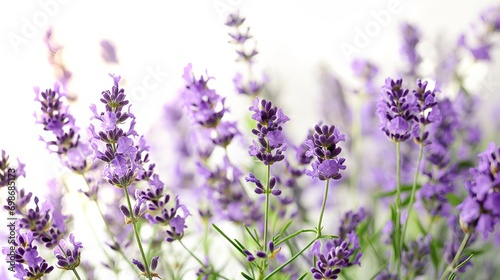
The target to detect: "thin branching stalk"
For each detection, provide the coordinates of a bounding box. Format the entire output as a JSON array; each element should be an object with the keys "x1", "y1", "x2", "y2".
[{"x1": 123, "y1": 186, "x2": 152, "y2": 280}]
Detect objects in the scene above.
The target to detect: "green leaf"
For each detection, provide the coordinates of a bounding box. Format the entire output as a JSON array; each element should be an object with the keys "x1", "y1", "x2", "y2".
[
  {"x1": 275, "y1": 220, "x2": 293, "y2": 241},
  {"x1": 241, "y1": 272, "x2": 254, "y2": 280},
  {"x1": 455, "y1": 254, "x2": 473, "y2": 271},
  {"x1": 446, "y1": 193, "x2": 463, "y2": 207},
  {"x1": 243, "y1": 224, "x2": 261, "y2": 247},
  {"x1": 390, "y1": 204, "x2": 399, "y2": 260},
  {"x1": 415, "y1": 215, "x2": 426, "y2": 235},
  {"x1": 430, "y1": 238, "x2": 440, "y2": 270},
  {"x1": 212, "y1": 223, "x2": 246, "y2": 257},
  {"x1": 297, "y1": 272, "x2": 308, "y2": 280}
]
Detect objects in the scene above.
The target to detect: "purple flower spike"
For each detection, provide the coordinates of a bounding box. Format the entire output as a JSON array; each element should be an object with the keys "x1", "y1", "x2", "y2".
[
  {"x1": 377, "y1": 78, "x2": 418, "y2": 142},
  {"x1": 412, "y1": 80, "x2": 441, "y2": 143},
  {"x1": 248, "y1": 98, "x2": 289, "y2": 165},
  {"x1": 305, "y1": 124, "x2": 346, "y2": 181},
  {"x1": 54, "y1": 234, "x2": 83, "y2": 270},
  {"x1": 34, "y1": 85, "x2": 92, "y2": 172},
  {"x1": 181, "y1": 64, "x2": 228, "y2": 128},
  {"x1": 458, "y1": 142, "x2": 500, "y2": 236}
]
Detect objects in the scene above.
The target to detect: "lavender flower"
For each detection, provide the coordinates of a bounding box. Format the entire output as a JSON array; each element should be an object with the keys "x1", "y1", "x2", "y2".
[
  {"x1": 458, "y1": 142, "x2": 500, "y2": 236},
  {"x1": 401, "y1": 236, "x2": 430, "y2": 277},
  {"x1": 352, "y1": 59, "x2": 379, "y2": 95},
  {"x1": 412, "y1": 80, "x2": 441, "y2": 143},
  {"x1": 338, "y1": 207, "x2": 367, "y2": 239},
  {"x1": 181, "y1": 63, "x2": 227, "y2": 128},
  {"x1": 0, "y1": 150, "x2": 25, "y2": 188},
  {"x1": 18, "y1": 196, "x2": 67, "y2": 248},
  {"x1": 54, "y1": 234, "x2": 82, "y2": 269},
  {"x1": 226, "y1": 11, "x2": 267, "y2": 96},
  {"x1": 88, "y1": 74, "x2": 140, "y2": 187},
  {"x1": 137, "y1": 175, "x2": 190, "y2": 242},
  {"x1": 305, "y1": 124, "x2": 346, "y2": 181},
  {"x1": 310, "y1": 233, "x2": 362, "y2": 279},
  {"x1": 7, "y1": 231, "x2": 54, "y2": 279},
  {"x1": 34, "y1": 84, "x2": 93, "y2": 173},
  {"x1": 248, "y1": 98, "x2": 289, "y2": 165},
  {"x1": 377, "y1": 78, "x2": 418, "y2": 142}
]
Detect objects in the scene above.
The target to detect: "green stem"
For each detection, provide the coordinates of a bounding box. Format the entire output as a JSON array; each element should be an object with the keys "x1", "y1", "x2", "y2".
[
  {"x1": 438, "y1": 232, "x2": 471, "y2": 280},
  {"x1": 317, "y1": 179, "x2": 330, "y2": 237},
  {"x1": 179, "y1": 240, "x2": 205, "y2": 267},
  {"x1": 263, "y1": 164, "x2": 271, "y2": 249},
  {"x1": 259, "y1": 164, "x2": 272, "y2": 279},
  {"x1": 123, "y1": 186, "x2": 152, "y2": 280},
  {"x1": 264, "y1": 238, "x2": 318, "y2": 280},
  {"x1": 80, "y1": 175, "x2": 138, "y2": 275},
  {"x1": 401, "y1": 142, "x2": 424, "y2": 247},
  {"x1": 275, "y1": 229, "x2": 316, "y2": 246},
  {"x1": 395, "y1": 141, "x2": 402, "y2": 277}
]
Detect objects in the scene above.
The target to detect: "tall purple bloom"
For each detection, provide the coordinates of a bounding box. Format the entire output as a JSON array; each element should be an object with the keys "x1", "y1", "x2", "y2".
[
  {"x1": 88, "y1": 74, "x2": 140, "y2": 187},
  {"x1": 458, "y1": 142, "x2": 500, "y2": 236},
  {"x1": 181, "y1": 63, "x2": 227, "y2": 128},
  {"x1": 226, "y1": 11, "x2": 267, "y2": 96},
  {"x1": 181, "y1": 64, "x2": 240, "y2": 148},
  {"x1": 305, "y1": 124, "x2": 346, "y2": 181},
  {"x1": 34, "y1": 83, "x2": 93, "y2": 173},
  {"x1": 377, "y1": 78, "x2": 418, "y2": 142},
  {"x1": 248, "y1": 98, "x2": 289, "y2": 166},
  {"x1": 412, "y1": 80, "x2": 441, "y2": 143},
  {"x1": 91, "y1": 74, "x2": 189, "y2": 244}
]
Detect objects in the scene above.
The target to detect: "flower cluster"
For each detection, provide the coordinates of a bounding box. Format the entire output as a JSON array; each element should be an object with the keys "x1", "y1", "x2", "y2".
[
  {"x1": 248, "y1": 98, "x2": 289, "y2": 165},
  {"x1": 18, "y1": 196, "x2": 67, "y2": 249},
  {"x1": 34, "y1": 84, "x2": 93, "y2": 173},
  {"x1": 412, "y1": 80, "x2": 441, "y2": 143},
  {"x1": 0, "y1": 150, "x2": 25, "y2": 188},
  {"x1": 418, "y1": 98, "x2": 460, "y2": 216},
  {"x1": 401, "y1": 236, "x2": 430, "y2": 277},
  {"x1": 135, "y1": 175, "x2": 190, "y2": 242},
  {"x1": 199, "y1": 158, "x2": 261, "y2": 223},
  {"x1": 305, "y1": 124, "x2": 346, "y2": 181},
  {"x1": 181, "y1": 63, "x2": 239, "y2": 147},
  {"x1": 226, "y1": 12, "x2": 267, "y2": 96},
  {"x1": 310, "y1": 208, "x2": 365, "y2": 279},
  {"x1": 54, "y1": 234, "x2": 83, "y2": 270},
  {"x1": 6, "y1": 231, "x2": 54, "y2": 279},
  {"x1": 458, "y1": 142, "x2": 500, "y2": 236},
  {"x1": 377, "y1": 78, "x2": 419, "y2": 142},
  {"x1": 310, "y1": 234, "x2": 362, "y2": 279},
  {"x1": 88, "y1": 74, "x2": 141, "y2": 187}
]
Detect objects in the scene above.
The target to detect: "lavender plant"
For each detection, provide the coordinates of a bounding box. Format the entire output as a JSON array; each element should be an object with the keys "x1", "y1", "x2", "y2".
[{"x1": 3, "y1": 5, "x2": 500, "y2": 280}]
